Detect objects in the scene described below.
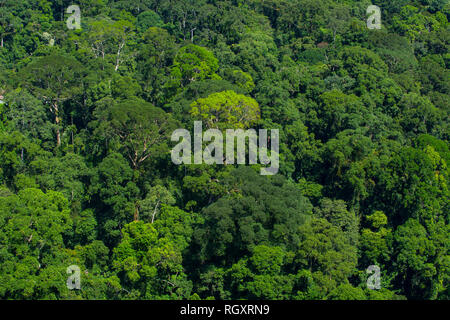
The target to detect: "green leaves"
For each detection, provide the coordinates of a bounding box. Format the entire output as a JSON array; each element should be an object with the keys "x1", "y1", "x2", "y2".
[
  {"x1": 92, "y1": 97, "x2": 179, "y2": 169},
  {"x1": 381, "y1": 146, "x2": 448, "y2": 225},
  {"x1": 112, "y1": 218, "x2": 193, "y2": 299},
  {"x1": 20, "y1": 53, "x2": 84, "y2": 103},
  {"x1": 193, "y1": 167, "x2": 312, "y2": 266},
  {"x1": 190, "y1": 90, "x2": 260, "y2": 129},
  {"x1": 0, "y1": 188, "x2": 72, "y2": 248},
  {"x1": 296, "y1": 218, "x2": 357, "y2": 285},
  {"x1": 89, "y1": 152, "x2": 138, "y2": 245},
  {"x1": 171, "y1": 44, "x2": 220, "y2": 87},
  {"x1": 393, "y1": 219, "x2": 438, "y2": 299},
  {"x1": 0, "y1": 188, "x2": 73, "y2": 299},
  {"x1": 0, "y1": 0, "x2": 448, "y2": 301},
  {"x1": 359, "y1": 211, "x2": 392, "y2": 266},
  {"x1": 250, "y1": 245, "x2": 285, "y2": 275},
  {"x1": 136, "y1": 11, "x2": 164, "y2": 32}
]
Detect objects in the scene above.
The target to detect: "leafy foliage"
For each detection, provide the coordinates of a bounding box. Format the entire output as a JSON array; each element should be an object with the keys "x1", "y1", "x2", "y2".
[{"x1": 0, "y1": 0, "x2": 448, "y2": 300}]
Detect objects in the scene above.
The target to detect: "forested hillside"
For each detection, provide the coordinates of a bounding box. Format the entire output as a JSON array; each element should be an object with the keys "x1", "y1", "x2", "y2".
[{"x1": 0, "y1": 0, "x2": 448, "y2": 300}]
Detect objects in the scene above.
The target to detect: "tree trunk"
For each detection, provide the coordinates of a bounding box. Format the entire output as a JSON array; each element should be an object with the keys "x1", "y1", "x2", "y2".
[
  {"x1": 53, "y1": 102, "x2": 61, "y2": 147},
  {"x1": 114, "y1": 41, "x2": 125, "y2": 72},
  {"x1": 134, "y1": 205, "x2": 139, "y2": 221},
  {"x1": 190, "y1": 28, "x2": 196, "y2": 42},
  {"x1": 56, "y1": 128, "x2": 61, "y2": 147},
  {"x1": 151, "y1": 200, "x2": 160, "y2": 224},
  {"x1": 333, "y1": 29, "x2": 336, "y2": 47}
]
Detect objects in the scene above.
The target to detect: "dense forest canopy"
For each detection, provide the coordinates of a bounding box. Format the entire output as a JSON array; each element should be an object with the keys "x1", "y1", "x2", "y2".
[{"x1": 0, "y1": 0, "x2": 448, "y2": 300}]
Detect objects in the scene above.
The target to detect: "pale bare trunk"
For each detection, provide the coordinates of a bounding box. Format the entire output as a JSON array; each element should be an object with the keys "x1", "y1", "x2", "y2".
[{"x1": 151, "y1": 200, "x2": 160, "y2": 224}]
